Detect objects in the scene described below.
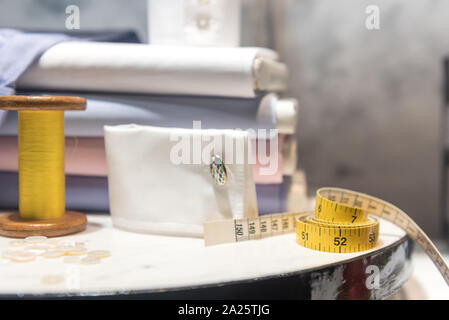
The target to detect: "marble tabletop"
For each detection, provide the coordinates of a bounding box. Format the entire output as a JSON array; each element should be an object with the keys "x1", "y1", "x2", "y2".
[{"x1": 0, "y1": 214, "x2": 410, "y2": 298}]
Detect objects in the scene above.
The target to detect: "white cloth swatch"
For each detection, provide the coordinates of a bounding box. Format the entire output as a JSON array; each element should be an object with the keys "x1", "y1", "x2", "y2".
[{"x1": 105, "y1": 124, "x2": 258, "y2": 237}]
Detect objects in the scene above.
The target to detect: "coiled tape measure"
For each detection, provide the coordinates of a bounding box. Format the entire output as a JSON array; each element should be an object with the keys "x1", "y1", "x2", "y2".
[
  {"x1": 203, "y1": 187, "x2": 449, "y2": 286},
  {"x1": 297, "y1": 187, "x2": 380, "y2": 253}
]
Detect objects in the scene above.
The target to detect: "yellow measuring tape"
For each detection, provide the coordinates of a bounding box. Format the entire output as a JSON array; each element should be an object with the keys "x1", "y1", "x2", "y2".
[
  {"x1": 296, "y1": 188, "x2": 380, "y2": 253},
  {"x1": 203, "y1": 187, "x2": 449, "y2": 286}
]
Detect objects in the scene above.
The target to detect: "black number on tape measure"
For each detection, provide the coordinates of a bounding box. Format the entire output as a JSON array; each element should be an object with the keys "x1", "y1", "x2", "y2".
[
  {"x1": 334, "y1": 237, "x2": 347, "y2": 246},
  {"x1": 369, "y1": 233, "x2": 375, "y2": 244},
  {"x1": 248, "y1": 221, "x2": 256, "y2": 235},
  {"x1": 351, "y1": 215, "x2": 357, "y2": 223},
  {"x1": 282, "y1": 218, "x2": 289, "y2": 230},
  {"x1": 302, "y1": 232, "x2": 308, "y2": 241},
  {"x1": 272, "y1": 219, "x2": 279, "y2": 232},
  {"x1": 236, "y1": 223, "x2": 244, "y2": 237}
]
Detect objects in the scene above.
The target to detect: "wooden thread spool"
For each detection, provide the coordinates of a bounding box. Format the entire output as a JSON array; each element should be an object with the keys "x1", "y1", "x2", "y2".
[{"x1": 0, "y1": 96, "x2": 87, "y2": 237}]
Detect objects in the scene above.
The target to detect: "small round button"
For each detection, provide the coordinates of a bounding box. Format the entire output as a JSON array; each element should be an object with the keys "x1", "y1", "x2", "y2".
[
  {"x1": 43, "y1": 251, "x2": 64, "y2": 258},
  {"x1": 196, "y1": 14, "x2": 210, "y2": 30},
  {"x1": 88, "y1": 250, "x2": 111, "y2": 259}
]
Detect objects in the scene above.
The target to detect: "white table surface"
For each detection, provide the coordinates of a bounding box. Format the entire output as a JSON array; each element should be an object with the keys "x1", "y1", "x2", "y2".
[{"x1": 0, "y1": 214, "x2": 406, "y2": 296}]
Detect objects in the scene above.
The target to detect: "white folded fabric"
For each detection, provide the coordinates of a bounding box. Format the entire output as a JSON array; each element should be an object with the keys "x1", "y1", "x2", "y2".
[
  {"x1": 282, "y1": 135, "x2": 298, "y2": 176},
  {"x1": 276, "y1": 99, "x2": 298, "y2": 134},
  {"x1": 105, "y1": 124, "x2": 258, "y2": 237},
  {"x1": 17, "y1": 42, "x2": 288, "y2": 98}
]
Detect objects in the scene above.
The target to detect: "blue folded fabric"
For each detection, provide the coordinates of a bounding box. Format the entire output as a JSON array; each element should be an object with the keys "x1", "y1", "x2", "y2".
[
  {"x1": 0, "y1": 28, "x2": 142, "y2": 126},
  {"x1": 0, "y1": 92, "x2": 277, "y2": 136},
  {"x1": 0, "y1": 29, "x2": 70, "y2": 96},
  {"x1": 256, "y1": 176, "x2": 291, "y2": 215},
  {"x1": 0, "y1": 172, "x2": 289, "y2": 214},
  {"x1": 0, "y1": 172, "x2": 109, "y2": 212},
  {"x1": 0, "y1": 29, "x2": 70, "y2": 125}
]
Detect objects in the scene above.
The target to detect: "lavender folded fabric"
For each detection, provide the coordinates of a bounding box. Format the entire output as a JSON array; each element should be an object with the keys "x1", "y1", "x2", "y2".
[
  {"x1": 0, "y1": 172, "x2": 108, "y2": 212},
  {"x1": 0, "y1": 172, "x2": 289, "y2": 214},
  {"x1": 256, "y1": 176, "x2": 291, "y2": 215},
  {"x1": 0, "y1": 29, "x2": 70, "y2": 125},
  {"x1": 0, "y1": 92, "x2": 277, "y2": 136},
  {"x1": 0, "y1": 28, "x2": 141, "y2": 126},
  {"x1": 0, "y1": 29, "x2": 70, "y2": 96}
]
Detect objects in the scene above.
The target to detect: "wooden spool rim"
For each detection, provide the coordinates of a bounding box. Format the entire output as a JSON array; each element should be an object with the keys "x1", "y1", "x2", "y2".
[
  {"x1": 0, "y1": 96, "x2": 86, "y2": 111},
  {"x1": 0, "y1": 211, "x2": 87, "y2": 238}
]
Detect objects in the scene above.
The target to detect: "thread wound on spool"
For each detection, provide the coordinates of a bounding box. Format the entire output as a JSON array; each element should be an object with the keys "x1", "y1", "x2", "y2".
[{"x1": 18, "y1": 110, "x2": 65, "y2": 220}]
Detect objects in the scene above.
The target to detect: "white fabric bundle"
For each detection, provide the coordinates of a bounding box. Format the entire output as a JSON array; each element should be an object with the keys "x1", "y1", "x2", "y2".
[
  {"x1": 276, "y1": 99, "x2": 298, "y2": 134},
  {"x1": 282, "y1": 135, "x2": 297, "y2": 176},
  {"x1": 17, "y1": 42, "x2": 287, "y2": 98},
  {"x1": 104, "y1": 124, "x2": 258, "y2": 237}
]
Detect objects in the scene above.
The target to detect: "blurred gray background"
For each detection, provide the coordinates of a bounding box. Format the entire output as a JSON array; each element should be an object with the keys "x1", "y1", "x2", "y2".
[{"x1": 0, "y1": 0, "x2": 446, "y2": 237}]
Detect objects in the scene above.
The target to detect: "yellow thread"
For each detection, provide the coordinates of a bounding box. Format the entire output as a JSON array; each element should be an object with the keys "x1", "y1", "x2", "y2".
[{"x1": 18, "y1": 110, "x2": 65, "y2": 220}]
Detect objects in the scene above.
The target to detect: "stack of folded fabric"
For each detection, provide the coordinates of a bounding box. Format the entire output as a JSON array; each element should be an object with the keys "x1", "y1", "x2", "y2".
[{"x1": 0, "y1": 31, "x2": 298, "y2": 215}]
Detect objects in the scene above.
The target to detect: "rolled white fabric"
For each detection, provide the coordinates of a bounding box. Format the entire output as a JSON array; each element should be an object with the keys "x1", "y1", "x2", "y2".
[
  {"x1": 17, "y1": 42, "x2": 287, "y2": 98},
  {"x1": 276, "y1": 98, "x2": 298, "y2": 134},
  {"x1": 104, "y1": 124, "x2": 258, "y2": 237}
]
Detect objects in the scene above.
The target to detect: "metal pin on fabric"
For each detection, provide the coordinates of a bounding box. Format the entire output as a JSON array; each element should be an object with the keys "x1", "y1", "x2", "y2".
[{"x1": 210, "y1": 155, "x2": 227, "y2": 186}]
